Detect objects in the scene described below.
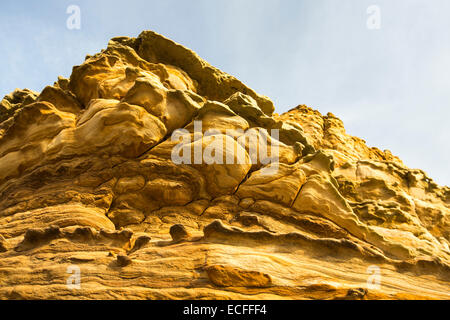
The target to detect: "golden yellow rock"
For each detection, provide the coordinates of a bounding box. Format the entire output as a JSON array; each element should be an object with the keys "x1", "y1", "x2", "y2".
[{"x1": 0, "y1": 30, "x2": 448, "y2": 300}]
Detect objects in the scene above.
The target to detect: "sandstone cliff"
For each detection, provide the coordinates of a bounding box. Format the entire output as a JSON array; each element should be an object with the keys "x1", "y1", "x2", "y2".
[{"x1": 0, "y1": 31, "x2": 448, "y2": 300}]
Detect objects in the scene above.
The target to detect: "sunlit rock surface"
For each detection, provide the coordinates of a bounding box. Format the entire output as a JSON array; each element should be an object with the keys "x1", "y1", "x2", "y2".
[{"x1": 0, "y1": 31, "x2": 448, "y2": 300}]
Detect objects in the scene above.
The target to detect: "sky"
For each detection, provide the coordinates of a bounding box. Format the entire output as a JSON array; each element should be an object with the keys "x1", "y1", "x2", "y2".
[{"x1": 0, "y1": 0, "x2": 449, "y2": 186}]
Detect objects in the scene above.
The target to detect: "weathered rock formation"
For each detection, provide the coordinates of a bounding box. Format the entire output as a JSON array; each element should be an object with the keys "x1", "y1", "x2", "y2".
[{"x1": 0, "y1": 31, "x2": 448, "y2": 300}]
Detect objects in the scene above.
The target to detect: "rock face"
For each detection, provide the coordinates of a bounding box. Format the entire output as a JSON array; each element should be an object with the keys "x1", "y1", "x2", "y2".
[{"x1": 0, "y1": 31, "x2": 448, "y2": 300}]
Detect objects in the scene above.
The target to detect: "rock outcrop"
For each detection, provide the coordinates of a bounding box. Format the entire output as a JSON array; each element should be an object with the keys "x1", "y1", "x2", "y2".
[{"x1": 0, "y1": 31, "x2": 448, "y2": 300}]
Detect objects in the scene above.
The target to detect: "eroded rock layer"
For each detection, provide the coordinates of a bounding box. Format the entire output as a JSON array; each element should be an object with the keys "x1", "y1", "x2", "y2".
[{"x1": 0, "y1": 31, "x2": 448, "y2": 300}]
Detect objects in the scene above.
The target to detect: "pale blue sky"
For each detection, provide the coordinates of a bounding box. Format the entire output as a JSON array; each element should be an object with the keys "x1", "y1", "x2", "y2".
[{"x1": 0, "y1": 0, "x2": 449, "y2": 186}]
